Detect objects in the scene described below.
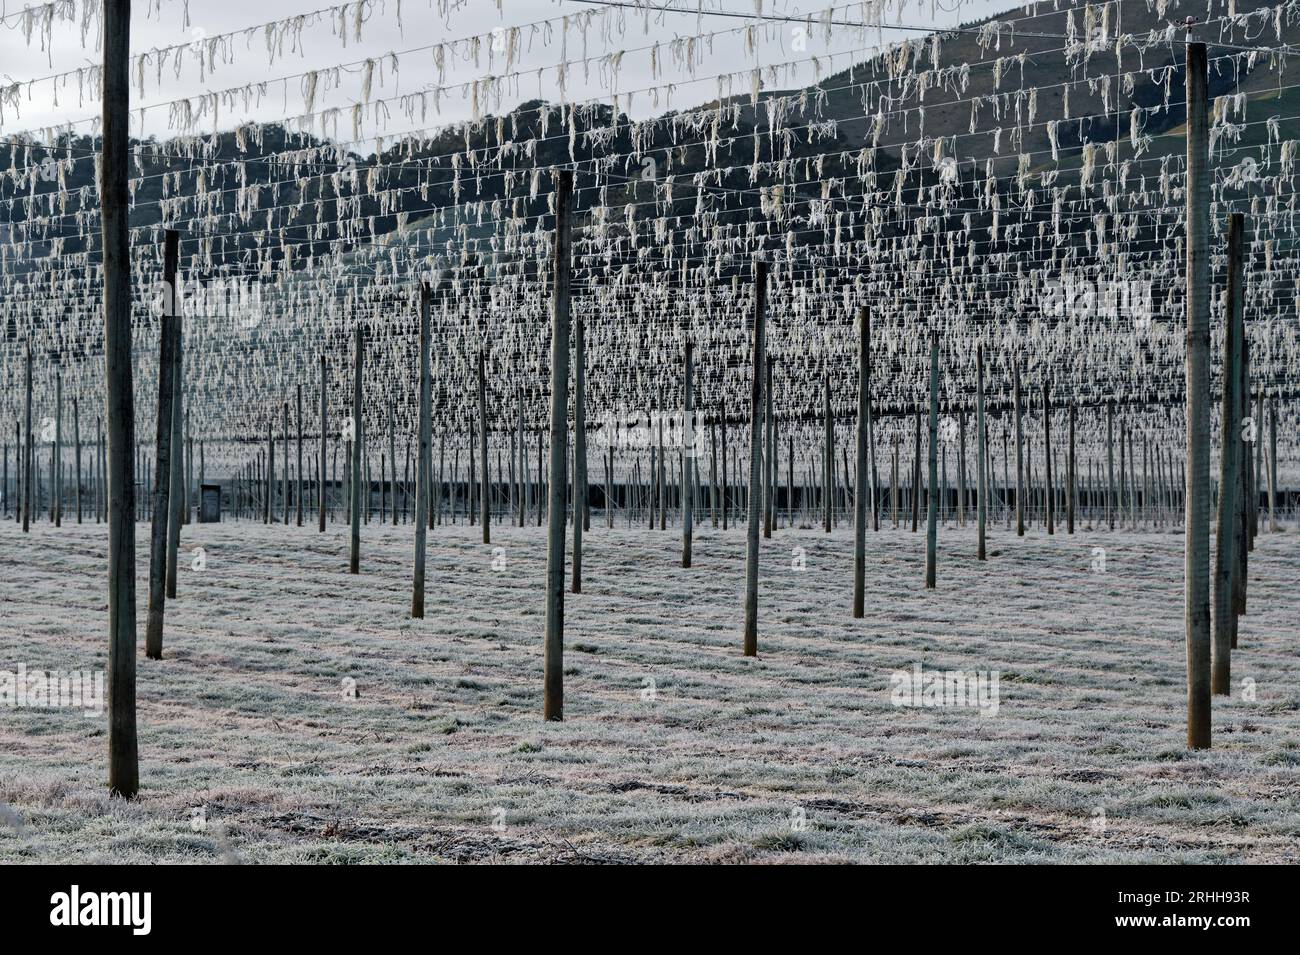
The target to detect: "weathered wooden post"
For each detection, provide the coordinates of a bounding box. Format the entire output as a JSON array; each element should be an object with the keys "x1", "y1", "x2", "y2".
[
  {"x1": 720, "y1": 398, "x2": 729, "y2": 530},
  {"x1": 1067, "y1": 402, "x2": 1076, "y2": 534},
  {"x1": 1013, "y1": 360, "x2": 1025, "y2": 537},
  {"x1": 544, "y1": 170, "x2": 573, "y2": 720},
  {"x1": 764, "y1": 356, "x2": 774, "y2": 539},
  {"x1": 925, "y1": 331, "x2": 939, "y2": 589},
  {"x1": 165, "y1": 319, "x2": 184, "y2": 599},
  {"x1": 853, "y1": 306, "x2": 869, "y2": 616},
  {"x1": 296, "y1": 384, "x2": 304, "y2": 527},
  {"x1": 1267, "y1": 398, "x2": 1278, "y2": 533},
  {"x1": 146, "y1": 229, "x2": 179, "y2": 660},
  {"x1": 54, "y1": 373, "x2": 62, "y2": 527},
  {"x1": 103, "y1": 0, "x2": 139, "y2": 798},
  {"x1": 658, "y1": 387, "x2": 667, "y2": 531},
  {"x1": 1184, "y1": 41, "x2": 1212, "y2": 749},
  {"x1": 709, "y1": 418, "x2": 719, "y2": 529},
  {"x1": 682, "y1": 340, "x2": 694, "y2": 567},
  {"x1": 1212, "y1": 212, "x2": 1244, "y2": 696},
  {"x1": 478, "y1": 351, "x2": 490, "y2": 543},
  {"x1": 412, "y1": 284, "x2": 432, "y2": 618},
  {"x1": 976, "y1": 344, "x2": 987, "y2": 560},
  {"x1": 282, "y1": 401, "x2": 291, "y2": 525},
  {"x1": 891, "y1": 433, "x2": 900, "y2": 529},
  {"x1": 22, "y1": 344, "x2": 31, "y2": 533},
  {"x1": 823, "y1": 373, "x2": 832, "y2": 534},
  {"x1": 1106, "y1": 402, "x2": 1116, "y2": 531},
  {"x1": 743, "y1": 261, "x2": 767, "y2": 656},
  {"x1": 349, "y1": 325, "x2": 363, "y2": 574},
  {"x1": 319, "y1": 355, "x2": 327, "y2": 532},
  {"x1": 265, "y1": 420, "x2": 273, "y2": 525},
  {"x1": 1043, "y1": 381, "x2": 1054, "y2": 535}
]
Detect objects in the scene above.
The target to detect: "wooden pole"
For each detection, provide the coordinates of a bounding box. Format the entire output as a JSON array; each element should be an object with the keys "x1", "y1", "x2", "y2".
[
  {"x1": 349, "y1": 325, "x2": 363, "y2": 574},
  {"x1": 1267, "y1": 398, "x2": 1278, "y2": 532},
  {"x1": 54, "y1": 373, "x2": 62, "y2": 527},
  {"x1": 103, "y1": 0, "x2": 139, "y2": 798},
  {"x1": 743, "y1": 261, "x2": 767, "y2": 656},
  {"x1": 853, "y1": 306, "x2": 869, "y2": 616},
  {"x1": 22, "y1": 344, "x2": 31, "y2": 533},
  {"x1": 976, "y1": 344, "x2": 987, "y2": 560},
  {"x1": 478, "y1": 351, "x2": 490, "y2": 543},
  {"x1": 296, "y1": 384, "x2": 304, "y2": 527},
  {"x1": 1043, "y1": 381, "x2": 1054, "y2": 535},
  {"x1": 764, "y1": 356, "x2": 774, "y2": 538},
  {"x1": 823, "y1": 373, "x2": 832, "y2": 534},
  {"x1": 925, "y1": 331, "x2": 939, "y2": 589},
  {"x1": 1067, "y1": 402, "x2": 1076, "y2": 534},
  {"x1": 1013, "y1": 360, "x2": 1025, "y2": 537},
  {"x1": 721, "y1": 399, "x2": 729, "y2": 530},
  {"x1": 682, "y1": 340, "x2": 694, "y2": 568},
  {"x1": 1184, "y1": 40, "x2": 1212, "y2": 749},
  {"x1": 319, "y1": 355, "x2": 327, "y2": 532},
  {"x1": 146, "y1": 229, "x2": 179, "y2": 659},
  {"x1": 544, "y1": 170, "x2": 573, "y2": 721},
  {"x1": 165, "y1": 319, "x2": 184, "y2": 599},
  {"x1": 412, "y1": 285, "x2": 432, "y2": 617},
  {"x1": 282, "y1": 401, "x2": 290, "y2": 525}
]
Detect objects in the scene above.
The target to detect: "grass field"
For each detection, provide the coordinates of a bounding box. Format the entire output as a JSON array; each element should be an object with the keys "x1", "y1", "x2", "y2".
[{"x1": 1, "y1": 514, "x2": 1297, "y2": 863}]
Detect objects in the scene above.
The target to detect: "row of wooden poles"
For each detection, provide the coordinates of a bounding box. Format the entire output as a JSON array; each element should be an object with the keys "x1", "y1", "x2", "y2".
[
  {"x1": 213, "y1": 386, "x2": 1286, "y2": 542},
  {"x1": 7, "y1": 355, "x2": 1289, "y2": 538},
  {"x1": 85, "y1": 30, "x2": 1277, "y2": 798}
]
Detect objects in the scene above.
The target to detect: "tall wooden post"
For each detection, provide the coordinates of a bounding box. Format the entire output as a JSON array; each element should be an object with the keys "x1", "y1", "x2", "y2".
[
  {"x1": 296, "y1": 384, "x2": 304, "y2": 527},
  {"x1": 853, "y1": 306, "x2": 870, "y2": 616},
  {"x1": 264, "y1": 420, "x2": 273, "y2": 525},
  {"x1": 146, "y1": 229, "x2": 179, "y2": 659},
  {"x1": 764, "y1": 356, "x2": 774, "y2": 538},
  {"x1": 823, "y1": 373, "x2": 832, "y2": 534},
  {"x1": 976, "y1": 344, "x2": 987, "y2": 560},
  {"x1": 412, "y1": 285, "x2": 432, "y2": 617},
  {"x1": 1267, "y1": 398, "x2": 1278, "y2": 532},
  {"x1": 1184, "y1": 41, "x2": 1212, "y2": 749},
  {"x1": 282, "y1": 401, "x2": 290, "y2": 525},
  {"x1": 1043, "y1": 381, "x2": 1054, "y2": 535},
  {"x1": 544, "y1": 170, "x2": 573, "y2": 720},
  {"x1": 720, "y1": 399, "x2": 728, "y2": 530},
  {"x1": 743, "y1": 262, "x2": 767, "y2": 656},
  {"x1": 349, "y1": 325, "x2": 363, "y2": 574},
  {"x1": 925, "y1": 331, "x2": 939, "y2": 588},
  {"x1": 709, "y1": 419, "x2": 719, "y2": 529},
  {"x1": 1013, "y1": 361, "x2": 1025, "y2": 537},
  {"x1": 54, "y1": 374, "x2": 62, "y2": 527},
  {"x1": 478, "y1": 351, "x2": 490, "y2": 543},
  {"x1": 657, "y1": 388, "x2": 667, "y2": 531},
  {"x1": 319, "y1": 355, "x2": 327, "y2": 532},
  {"x1": 165, "y1": 320, "x2": 184, "y2": 599},
  {"x1": 103, "y1": 0, "x2": 139, "y2": 798},
  {"x1": 22, "y1": 344, "x2": 31, "y2": 533},
  {"x1": 573, "y1": 318, "x2": 586, "y2": 591},
  {"x1": 682, "y1": 340, "x2": 694, "y2": 568},
  {"x1": 1067, "y1": 403, "x2": 1076, "y2": 534}
]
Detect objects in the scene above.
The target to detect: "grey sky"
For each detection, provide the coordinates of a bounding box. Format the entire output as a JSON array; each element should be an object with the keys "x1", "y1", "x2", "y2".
[{"x1": 1, "y1": 0, "x2": 1008, "y2": 151}]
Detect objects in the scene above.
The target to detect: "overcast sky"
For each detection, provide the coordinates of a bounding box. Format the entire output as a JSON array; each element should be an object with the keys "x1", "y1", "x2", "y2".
[{"x1": 1, "y1": 0, "x2": 1010, "y2": 152}]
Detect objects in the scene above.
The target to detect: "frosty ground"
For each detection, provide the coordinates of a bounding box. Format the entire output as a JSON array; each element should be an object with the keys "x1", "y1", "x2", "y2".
[{"x1": 1, "y1": 513, "x2": 1298, "y2": 864}]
